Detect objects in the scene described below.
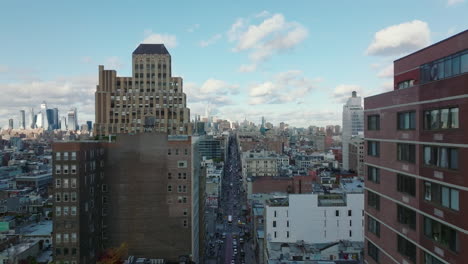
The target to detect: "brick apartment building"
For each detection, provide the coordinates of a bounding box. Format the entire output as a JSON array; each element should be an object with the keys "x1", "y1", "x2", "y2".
[{"x1": 364, "y1": 30, "x2": 468, "y2": 264}]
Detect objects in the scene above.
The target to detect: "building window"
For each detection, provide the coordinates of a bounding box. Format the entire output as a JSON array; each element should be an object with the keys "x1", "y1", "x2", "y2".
[
  {"x1": 272, "y1": 221, "x2": 277, "y2": 227},
  {"x1": 71, "y1": 233, "x2": 77, "y2": 243},
  {"x1": 274, "y1": 231, "x2": 277, "y2": 238},
  {"x1": 168, "y1": 149, "x2": 171, "y2": 155},
  {"x1": 349, "y1": 230, "x2": 352, "y2": 237},
  {"x1": 367, "y1": 166, "x2": 380, "y2": 183},
  {"x1": 102, "y1": 184, "x2": 107, "y2": 192},
  {"x1": 287, "y1": 220, "x2": 289, "y2": 227},
  {"x1": 64, "y1": 152, "x2": 69, "y2": 160},
  {"x1": 183, "y1": 219, "x2": 188, "y2": 228},
  {"x1": 367, "y1": 241, "x2": 379, "y2": 262},
  {"x1": 367, "y1": 141, "x2": 380, "y2": 157},
  {"x1": 424, "y1": 217, "x2": 459, "y2": 252},
  {"x1": 335, "y1": 210, "x2": 339, "y2": 216},
  {"x1": 71, "y1": 152, "x2": 76, "y2": 160},
  {"x1": 274, "y1": 210, "x2": 277, "y2": 217},
  {"x1": 424, "y1": 107, "x2": 459, "y2": 130},
  {"x1": 63, "y1": 206, "x2": 69, "y2": 216},
  {"x1": 423, "y1": 146, "x2": 458, "y2": 170},
  {"x1": 368, "y1": 216, "x2": 380, "y2": 237},
  {"x1": 55, "y1": 179, "x2": 61, "y2": 188},
  {"x1": 71, "y1": 206, "x2": 77, "y2": 216},
  {"x1": 168, "y1": 172, "x2": 172, "y2": 179},
  {"x1": 286, "y1": 231, "x2": 289, "y2": 238},
  {"x1": 397, "y1": 204, "x2": 416, "y2": 229},
  {"x1": 177, "y1": 161, "x2": 187, "y2": 168},
  {"x1": 397, "y1": 143, "x2": 416, "y2": 163},
  {"x1": 63, "y1": 193, "x2": 69, "y2": 202},
  {"x1": 56, "y1": 193, "x2": 61, "y2": 202},
  {"x1": 63, "y1": 234, "x2": 69, "y2": 243},
  {"x1": 367, "y1": 191, "x2": 380, "y2": 210},
  {"x1": 397, "y1": 235, "x2": 416, "y2": 263},
  {"x1": 70, "y1": 192, "x2": 76, "y2": 202},
  {"x1": 56, "y1": 234, "x2": 61, "y2": 244},
  {"x1": 424, "y1": 182, "x2": 459, "y2": 211},
  {"x1": 71, "y1": 165, "x2": 76, "y2": 174},
  {"x1": 55, "y1": 165, "x2": 61, "y2": 174},
  {"x1": 56, "y1": 206, "x2": 62, "y2": 216},
  {"x1": 397, "y1": 111, "x2": 416, "y2": 130},
  {"x1": 367, "y1": 115, "x2": 380, "y2": 130},
  {"x1": 397, "y1": 174, "x2": 415, "y2": 196},
  {"x1": 184, "y1": 148, "x2": 188, "y2": 155},
  {"x1": 167, "y1": 185, "x2": 172, "y2": 192},
  {"x1": 397, "y1": 79, "x2": 415, "y2": 89},
  {"x1": 63, "y1": 165, "x2": 69, "y2": 174},
  {"x1": 420, "y1": 50, "x2": 468, "y2": 83},
  {"x1": 71, "y1": 178, "x2": 76, "y2": 188},
  {"x1": 56, "y1": 152, "x2": 61, "y2": 160},
  {"x1": 348, "y1": 210, "x2": 352, "y2": 216},
  {"x1": 424, "y1": 252, "x2": 445, "y2": 264}
]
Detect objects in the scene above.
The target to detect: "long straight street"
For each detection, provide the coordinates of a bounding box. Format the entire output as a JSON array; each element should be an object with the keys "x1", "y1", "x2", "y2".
[{"x1": 205, "y1": 134, "x2": 255, "y2": 264}]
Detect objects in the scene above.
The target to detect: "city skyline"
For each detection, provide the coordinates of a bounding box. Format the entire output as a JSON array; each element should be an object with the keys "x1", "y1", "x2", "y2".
[{"x1": 1, "y1": 0, "x2": 467, "y2": 128}]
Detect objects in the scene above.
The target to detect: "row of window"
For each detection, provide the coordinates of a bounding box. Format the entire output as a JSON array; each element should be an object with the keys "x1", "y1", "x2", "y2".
[
  {"x1": 134, "y1": 63, "x2": 167, "y2": 70},
  {"x1": 272, "y1": 231, "x2": 290, "y2": 238},
  {"x1": 167, "y1": 148, "x2": 189, "y2": 155},
  {"x1": 167, "y1": 172, "x2": 188, "y2": 180},
  {"x1": 272, "y1": 220, "x2": 290, "y2": 228},
  {"x1": 55, "y1": 192, "x2": 77, "y2": 203},
  {"x1": 367, "y1": 142, "x2": 459, "y2": 170},
  {"x1": 55, "y1": 178, "x2": 77, "y2": 188},
  {"x1": 420, "y1": 49, "x2": 468, "y2": 84},
  {"x1": 56, "y1": 206, "x2": 77, "y2": 216},
  {"x1": 55, "y1": 152, "x2": 77, "y2": 161},
  {"x1": 368, "y1": 174, "x2": 459, "y2": 211},
  {"x1": 55, "y1": 165, "x2": 77, "y2": 174},
  {"x1": 55, "y1": 233, "x2": 77, "y2": 244},
  {"x1": 55, "y1": 247, "x2": 78, "y2": 258},
  {"x1": 167, "y1": 196, "x2": 189, "y2": 204},
  {"x1": 167, "y1": 184, "x2": 188, "y2": 193},
  {"x1": 367, "y1": 107, "x2": 459, "y2": 131}
]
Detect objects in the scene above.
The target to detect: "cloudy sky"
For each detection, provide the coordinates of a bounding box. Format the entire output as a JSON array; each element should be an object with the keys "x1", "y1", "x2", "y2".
[{"x1": 0, "y1": 0, "x2": 467, "y2": 128}]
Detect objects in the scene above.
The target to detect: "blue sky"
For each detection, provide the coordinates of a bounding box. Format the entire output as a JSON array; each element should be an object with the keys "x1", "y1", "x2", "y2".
[{"x1": 1, "y1": 0, "x2": 467, "y2": 128}]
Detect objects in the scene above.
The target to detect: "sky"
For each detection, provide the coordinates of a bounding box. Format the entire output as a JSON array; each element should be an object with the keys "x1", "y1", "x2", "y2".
[{"x1": 0, "y1": 0, "x2": 467, "y2": 128}]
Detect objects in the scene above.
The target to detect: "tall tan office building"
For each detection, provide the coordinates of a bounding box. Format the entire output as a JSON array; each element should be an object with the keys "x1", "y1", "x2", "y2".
[{"x1": 95, "y1": 44, "x2": 191, "y2": 136}]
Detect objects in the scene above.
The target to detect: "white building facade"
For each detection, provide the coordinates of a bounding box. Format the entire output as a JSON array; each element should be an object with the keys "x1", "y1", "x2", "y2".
[
  {"x1": 264, "y1": 193, "x2": 364, "y2": 244},
  {"x1": 342, "y1": 91, "x2": 363, "y2": 170}
]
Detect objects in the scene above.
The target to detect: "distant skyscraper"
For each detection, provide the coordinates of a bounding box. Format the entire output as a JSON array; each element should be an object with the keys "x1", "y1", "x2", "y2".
[
  {"x1": 60, "y1": 116, "x2": 67, "y2": 131},
  {"x1": 86, "y1": 121, "x2": 92, "y2": 131},
  {"x1": 35, "y1": 111, "x2": 44, "y2": 129},
  {"x1": 40, "y1": 101, "x2": 49, "y2": 129},
  {"x1": 19, "y1": 110, "x2": 26, "y2": 129},
  {"x1": 342, "y1": 91, "x2": 363, "y2": 171},
  {"x1": 29, "y1": 108, "x2": 35, "y2": 129},
  {"x1": 67, "y1": 108, "x2": 77, "y2": 131},
  {"x1": 46, "y1": 109, "x2": 54, "y2": 130},
  {"x1": 8, "y1": 119, "x2": 13, "y2": 129},
  {"x1": 53, "y1": 108, "x2": 59, "y2": 129}
]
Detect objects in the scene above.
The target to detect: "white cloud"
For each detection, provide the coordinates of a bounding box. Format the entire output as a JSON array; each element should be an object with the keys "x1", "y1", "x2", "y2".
[
  {"x1": 228, "y1": 13, "x2": 308, "y2": 72},
  {"x1": 248, "y1": 70, "x2": 320, "y2": 105},
  {"x1": 238, "y1": 64, "x2": 257, "y2": 72},
  {"x1": 377, "y1": 64, "x2": 394, "y2": 78},
  {"x1": 186, "y1": 79, "x2": 239, "y2": 106},
  {"x1": 447, "y1": 0, "x2": 464, "y2": 5},
  {"x1": 142, "y1": 30, "x2": 177, "y2": 48},
  {"x1": 366, "y1": 20, "x2": 430, "y2": 56},
  {"x1": 105, "y1": 56, "x2": 123, "y2": 70},
  {"x1": 187, "y1": 24, "x2": 200, "y2": 33},
  {"x1": 199, "y1": 34, "x2": 222, "y2": 47},
  {"x1": 255, "y1": 10, "x2": 270, "y2": 18},
  {"x1": 332, "y1": 84, "x2": 364, "y2": 103}
]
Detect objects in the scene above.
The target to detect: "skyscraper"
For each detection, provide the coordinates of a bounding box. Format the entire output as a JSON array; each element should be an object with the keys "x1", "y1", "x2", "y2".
[
  {"x1": 364, "y1": 30, "x2": 468, "y2": 264},
  {"x1": 60, "y1": 116, "x2": 67, "y2": 131},
  {"x1": 46, "y1": 109, "x2": 54, "y2": 130},
  {"x1": 29, "y1": 107, "x2": 35, "y2": 129},
  {"x1": 53, "y1": 108, "x2": 59, "y2": 129},
  {"x1": 19, "y1": 110, "x2": 26, "y2": 129},
  {"x1": 67, "y1": 108, "x2": 78, "y2": 131},
  {"x1": 40, "y1": 101, "x2": 49, "y2": 129},
  {"x1": 94, "y1": 44, "x2": 191, "y2": 136},
  {"x1": 35, "y1": 111, "x2": 44, "y2": 129},
  {"x1": 8, "y1": 119, "x2": 13, "y2": 129},
  {"x1": 342, "y1": 91, "x2": 364, "y2": 171},
  {"x1": 86, "y1": 121, "x2": 92, "y2": 132}
]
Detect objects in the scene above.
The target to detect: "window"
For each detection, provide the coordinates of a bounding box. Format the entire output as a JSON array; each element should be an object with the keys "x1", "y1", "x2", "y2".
[
  {"x1": 367, "y1": 115, "x2": 380, "y2": 130},
  {"x1": 424, "y1": 217, "x2": 459, "y2": 252},
  {"x1": 397, "y1": 111, "x2": 416, "y2": 130},
  {"x1": 56, "y1": 152, "x2": 61, "y2": 160},
  {"x1": 167, "y1": 185, "x2": 172, "y2": 192},
  {"x1": 348, "y1": 210, "x2": 352, "y2": 216},
  {"x1": 397, "y1": 174, "x2": 415, "y2": 196},
  {"x1": 287, "y1": 221, "x2": 289, "y2": 227},
  {"x1": 424, "y1": 182, "x2": 459, "y2": 211},
  {"x1": 349, "y1": 230, "x2": 352, "y2": 237},
  {"x1": 56, "y1": 234, "x2": 62, "y2": 244},
  {"x1": 63, "y1": 206, "x2": 69, "y2": 216},
  {"x1": 397, "y1": 205, "x2": 416, "y2": 229},
  {"x1": 274, "y1": 210, "x2": 277, "y2": 217},
  {"x1": 62, "y1": 179, "x2": 69, "y2": 188},
  {"x1": 397, "y1": 79, "x2": 415, "y2": 89},
  {"x1": 71, "y1": 178, "x2": 76, "y2": 188},
  {"x1": 178, "y1": 161, "x2": 187, "y2": 168},
  {"x1": 397, "y1": 144, "x2": 416, "y2": 163},
  {"x1": 56, "y1": 193, "x2": 61, "y2": 202},
  {"x1": 424, "y1": 252, "x2": 445, "y2": 264},
  {"x1": 368, "y1": 191, "x2": 380, "y2": 210},
  {"x1": 424, "y1": 107, "x2": 459, "y2": 130},
  {"x1": 167, "y1": 149, "x2": 171, "y2": 155},
  {"x1": 274, "y1": 231, "x2": 277, "y2": 238},
  {"x1": 55, "y1": 165, "x2": 61, "y2": 174},
  {"x1": 335, "y1": 210, "x2": 339, "y2": 216},
  {"x1": 63, "y1": 193, "x2": 69, "y2": 202},
  {"x1": 56, "y1": 179, "x2": 61, "y2": 188},
  {"x1": 177, "y1": 185, "x2": 183, "y2": 193},
  {"x1": 367, "y1": 141, "x2": 380, "y2": 157},
  {"x1": 168, "y1": 172, "x2": 172, "y2": 179},
  {"x1": 71, "y1": 206, "x2": 77, "y2": 216},
  {"x1": 71, "y1": 233, "x2": 77, "y2": 243},
  {"x1": 397, "y1": 235, "x2": 416, "y2": 263},
  {"x1": 64, "y1": 152, "x2": 69, "y2": 160},
  {"x1": 184, "y1": 148, "x2": 188, "y2": 155},
  {"x1": 367, "y1": 241, "x2": 379, "y2": 262},
  {"x1": 423, "y1": 146, "x2": 458, "y2": 170},
  {"x1": 71, "y1": 192, "x2": 76, "y2": 202},
  {"x1": 273, "y1": 221, "x2": 276, "y2": 227},
  {"x1": 63, "y1": 165, "x2": 69, "y2": 174},
  {"x1": 63, "y1": 234, "x2": 69, "y2": 243},
  {"x1": 461, "y1": 52, "x2": 468, "y2": 73},
  {"x1": 71, "y1": 152, "x2": 76, "y2": 160},
  {"x1": 102, "y1": 184, "x2": 107, "y2": 192},
  {"x1": 367, "y1": 166, "x2": 380, "y2": 183},
  {"x1": 71, "y1": 165, "x2": 76, "y2": 174},
  {"x1": 287, "y1": 231, "x2": 289, "y2": 238},
  {"x1": 368, "y1": 216, "x2": 380, "y2": 237},
  {"x1": 183, "y1": 219, "x2": 188, "y2": 228},
  {"x1": 56, "y1": 206, "x2": 62, "y2": 216}
]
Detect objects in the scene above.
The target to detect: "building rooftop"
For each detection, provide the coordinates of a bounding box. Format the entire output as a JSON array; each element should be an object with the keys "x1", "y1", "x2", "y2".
[{"x1": 133, "y1": 44, "x2": 170, "y2": 55}]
